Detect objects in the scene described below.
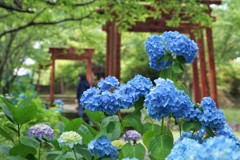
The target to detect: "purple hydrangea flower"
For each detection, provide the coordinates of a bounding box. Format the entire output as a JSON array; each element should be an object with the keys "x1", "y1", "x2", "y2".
[
  {"x1": 198, "y1": 97, "x2": 226, "y2": 131},
  {"x1": 88, "y1": 136, "x2": 118, "y2": 159},
  {"x1": 123, "y1": 130, "x2": 142, "y2": 142},
  {"x1": 97, "y1": 76, "x2": 119, "y2": 91},
  {"x1": 28, "y1": 123, "x2": 54, "y2": 140}
]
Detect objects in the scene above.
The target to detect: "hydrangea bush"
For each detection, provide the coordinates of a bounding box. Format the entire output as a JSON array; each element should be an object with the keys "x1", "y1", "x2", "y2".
[{"x1": 0, "y1": 31, "x2": 239, "y2": 160}]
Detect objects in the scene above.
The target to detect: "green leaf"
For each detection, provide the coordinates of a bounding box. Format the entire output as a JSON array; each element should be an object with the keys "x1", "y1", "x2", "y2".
[
  {"x1": 160, "y1": 68, "x2": 171, "y2": 79},
  {"x1": 7, "y1": 156, "x2": 28, "y2": 160},
  {"x1": 121, "y1": 143, "x2": 146, "y2": 160},
  {"x1": 65, "y1": 118, "x2": 83, "y2": 131},
  {"x1": 79, "y1": 125, "x2": 95, "y2": 144},
  {"x1": 143, "y1": 123, "x2": 161, "y2": 134},
  {"x1": 122, "y1": 110, "x2": 143, "y2": 134},
  {"x1": 172, "y1": 62, "x2": 183, "y2": 74},
  {"x1": 182, "y1": 121, "x2": 202, "y2": 132},
  {"x1": 49, "y1": 140, "x2": 61, "y2": 150},
  {"x1": 142, "y1": 131, "x2": 156, "y2": 149},
  {"x1": 46, "y1": 151, "x2": 62, "y2": 160},
  {"x1": 98, "y1": 115, "x2": 122, "y2": 140},
  {"x1": 0, "y1": 145, "x2": 11, "y2": 155},
  {"x1": 176, "y1": 56, "x2": 186, "y2": 64},
  {"x1": 74, "y1": 144, "x2": 92, "y2": 160},
  {"x1": 20, "y1": 136, "x2": 40, "y2": 149},
  {"x1": 9, "y1": 143, "x2": 37, "y2": 157},
  {"x1": 85, "y1": 110, "x2": 105, "y2": 127},
  {"x1": 205, "y1": 127, "x2": 216, "y2": 137},
  {"x1": 149, "y1": 134, "x2": 174, "y2": 160},
  {"x1": 0, "y1": 97, "x2": 15, "y2": 123},
  {"x1": 0, "y1": 127, "x2": 14, "y2": 142}
]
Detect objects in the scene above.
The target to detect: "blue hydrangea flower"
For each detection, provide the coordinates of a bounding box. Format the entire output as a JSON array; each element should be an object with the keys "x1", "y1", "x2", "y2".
[
  {"x1": 115, "y1": 84, "x2": 138, "y2": 109},
  {"x1": 216, "y1": 124, "x2": 240, "y2": 146},
  {"x1": 18, "y1": 93, "x2": 25, "y2": 99},
  {"x1": 172, "y1": 90, "x2": 196, "y2": 120},
  {"x1": 88, "y1": 136, "x2": 118, "y2": 159},
  {"x1": 179, "y1": 131, "x2": 205, "y2": 144},
  {"x1": 53, "y1": 99, "x2": 64, "y2": 106},
  {"x1": 166, "y1": 138, "x2": 201, "y2": 160},
  {"x1": 167, "y1": 136, "x2": 240, "y2": 160},
  {"x1": 123, "y1": 130, "x2": 142, "y2": 142},
  {"x1": 97, "y1": 76, "x2": 119, "y2": 91},
  {"x1": 198, "y1": 97, "x2": 226, "y2": 131},
  {"x1": 80, "y1": 87, "x2": 121, "y2": 115},
  {"x1": 28, "y1": 123, "x2": 54, "y2": 140},
  {"x1": 145, "y1": 35, "x2": 170, "y2": 70},
  {"x1": 100, "y1": 91, "x2": 121, "y2": 115},
  {"x1": 163, "y1": 31, "x2": 198, "y2": 63},
  {"x1": 144, "y1": 78, "x2": 179, "y2": 120},
  {"x1": 127, "y1": 75, "x2": 153, "y2": 98},
  {"x1": 80, "y1": 87, "x2": 102, "y2": 112}
]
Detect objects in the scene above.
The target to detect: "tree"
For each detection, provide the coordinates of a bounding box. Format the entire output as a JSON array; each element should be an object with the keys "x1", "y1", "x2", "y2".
[
  {"x1": 212, "y1": 0, "x2": 240, "y2": 62},
  {"x1": 0, "y1": 0, "x2": 212, "y2": 94}
]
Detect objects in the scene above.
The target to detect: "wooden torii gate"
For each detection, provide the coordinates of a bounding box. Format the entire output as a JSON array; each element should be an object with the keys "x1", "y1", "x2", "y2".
[
  {"x1": 49, "y1": 47, "x2": 94, "y2": 104},
  {"x1": 103, "y1": 0, "x2": 221, "y2": 106}
]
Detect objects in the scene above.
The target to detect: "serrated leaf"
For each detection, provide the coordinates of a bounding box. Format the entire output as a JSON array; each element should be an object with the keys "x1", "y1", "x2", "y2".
[
  {"x1": 149, "y1": 134, "x2": 173, "y2": 160},
  {"x1": 122, "y1": 143, "x2": 146, "y2": 160},
  {"x1": 9, "y1": 143, "x2": 37, "y2": 157},
  {"x1": 0, "y1": 127, "x2": 14, "y2": 142},
  {"x1": 79, "y1": 125, "x2": 95, "y2": 144},
  {"x1": 65, "y1": 118, "x2": 83, "y2": 131},
  {"x1": 85, "y1": 110, "x2": 105, "y2": 127},
  {"x1": 122, "y1": 110, "x2": 143, "y2": 134},
  {"x1": 0, "y1": 145, "x2": 11, "y2": 155},
  {"x1": 20, "y1": 136, "x2": 40, "y2": 148},
  {"x1": 74, "y1": 144, "x2": 92, "y2": 160}
]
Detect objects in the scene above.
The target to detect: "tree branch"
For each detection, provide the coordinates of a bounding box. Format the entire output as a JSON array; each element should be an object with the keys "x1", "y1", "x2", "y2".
[
  {"x1": 0, "y1": 12, "x2": 93, "y2": 38},
  {"x1": 0, "y1": 0, "x2": 34, "y2": 13}
]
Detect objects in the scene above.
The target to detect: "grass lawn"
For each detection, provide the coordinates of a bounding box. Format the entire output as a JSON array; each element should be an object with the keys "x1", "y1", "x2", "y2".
[{"x1": 222, "y1": 108, "x2": 240, "y2": 123}]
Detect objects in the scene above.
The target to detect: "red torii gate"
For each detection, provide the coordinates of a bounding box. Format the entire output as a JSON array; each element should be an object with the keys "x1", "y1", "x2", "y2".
[
  {"x1": 49, "y1": 47, "x2": 94, "y2": 104},
  {"x1": 103, "y1": 0, "x2": 220, "y2": 106}
]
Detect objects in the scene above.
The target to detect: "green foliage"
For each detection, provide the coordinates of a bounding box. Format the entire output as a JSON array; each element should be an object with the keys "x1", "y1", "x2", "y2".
[{"x1": 121, "y1": 143, "x2": 146, "y2": 160}]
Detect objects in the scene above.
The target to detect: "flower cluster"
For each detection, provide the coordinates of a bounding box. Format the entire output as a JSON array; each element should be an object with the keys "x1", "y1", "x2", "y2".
[
  {"x1": 58, "y1": 131, "x2": 82, "y2": 148},
  {"x1": 144, "y1": 78, "x2": 196, "y2": 121},
  {"x1": 167, "y1": 136, "x2": 240, "y2": 160},
  {"x1": 198, "y1": 97, "x2": 226, "y2": 131},
  {"x1": 28, "y1": 123, "x2": 54, "y2": 140},
  {"x1": 216, "y1": 124, "x2": 240, "y2": 146},
  {"x1": 97, "y1": 76, "x2": 119, "y2": 91},
  {"x1": 179, "y1": 131, "x2": 205, "y2": 144},
  {"x1": 163, "y1": 31, "x2": 198, "y2": 63},
  {"x1": 116, "y1": 75, "x2": 153, "y2": 109},
  {"x1": 111, "y1": 140, "x2": 126, "y2": 149},
  {"x1": 53, "y1": 99, "x2": 64, "y2": 107},
  {"x1": 123, "y1": 130, "x2": 142, "y2": 142},
  {"x1": 81, "y1": 75, "x2": 153, "y2": 114},
  {"x1": 88, "y1": 136, "x2": 118, "y2": 159},
  {"x1": 145, "y1": 31, "x2": 198, "y2": 70}
]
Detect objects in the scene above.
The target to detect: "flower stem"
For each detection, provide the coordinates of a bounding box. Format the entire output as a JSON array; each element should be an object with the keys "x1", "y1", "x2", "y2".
[
  {"x1": 38, "y1": 141, "x2": 41, "y2": 160},
  {"x1": 161, "y1": 118, "x2": 164, "y2": 135},
  {"x1": 72, "y1": 148, "x2": 77, "y2": 160},
  {"x1": 166, "y1": 116, "x2": 171, "y2": 134}
]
